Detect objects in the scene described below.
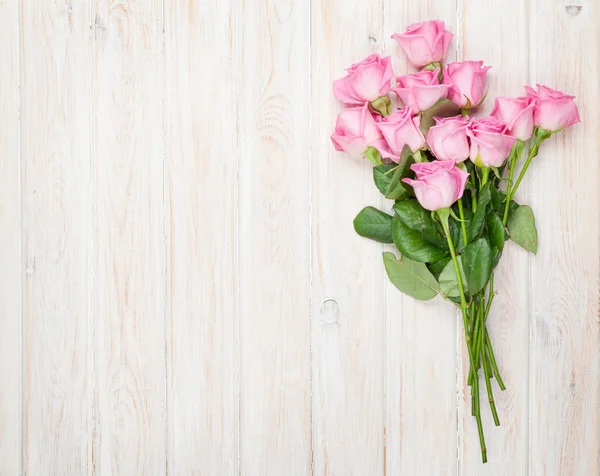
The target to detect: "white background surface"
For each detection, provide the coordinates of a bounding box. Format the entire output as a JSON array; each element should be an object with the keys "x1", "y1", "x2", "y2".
[{"x1": 0, "y1": 0, "x2": 598, "y2": 474}]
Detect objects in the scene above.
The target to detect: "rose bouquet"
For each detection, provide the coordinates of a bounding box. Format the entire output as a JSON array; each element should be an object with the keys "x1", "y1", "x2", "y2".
[{"x1": 331, "y1": 20, "x2": 580, "y2": 463}]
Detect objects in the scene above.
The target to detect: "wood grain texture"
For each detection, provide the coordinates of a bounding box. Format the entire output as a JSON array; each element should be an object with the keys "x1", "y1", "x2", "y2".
[
  {"x1": 165, "y1": 0, "x2": 239, "y2": 473},
  {"x1": 4, "y1": 1, "x2": 600, "y2": 475},
  {"x1": 92, "y1": 1, "x2": 166, "y2": 474},
  {"x1": 0, "y1": 0, "x2": 21, "y2": 474},
  {"x1": 311, "y1": 2, "x2": 385, "y2": 475},
  {"x1": 458, "y1": 0, "x2": 531, "y2": 473},
  {"x1": 528, "y1": 1, "x2": 600, "y2": 474},
  {"x1": 21, "y1": 0, "x2": 93, "y2": 474},
  {"x1": 382, "y1": 4, "x2": 459, "y2": 474},
  {"x1": 238, "y1": 0, "x2": 311, "y2": 474}
]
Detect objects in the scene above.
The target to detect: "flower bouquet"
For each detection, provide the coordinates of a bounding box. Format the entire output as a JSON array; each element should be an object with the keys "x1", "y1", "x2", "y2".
[{"x1": 331, "y1": 20, "x2": 580, "y2": 463}]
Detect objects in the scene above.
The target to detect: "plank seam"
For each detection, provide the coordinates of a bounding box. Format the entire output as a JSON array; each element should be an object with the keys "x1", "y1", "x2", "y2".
[
  {"x1": 161, "y1": 0, "x2": 169, "y2": 474},
  {"x1": 308, "y1": 0, "x2": 315, "y2": 473},
  {"x1": 17, "y1": 0, "x2": 24, "y2": 473},
  {"x1": 89, "y1": 0, "x2": 97, "y2": 474}
]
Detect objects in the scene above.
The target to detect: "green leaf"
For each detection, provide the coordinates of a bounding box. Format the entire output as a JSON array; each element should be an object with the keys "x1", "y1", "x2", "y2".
[
  {"x1": 490, "y1": 188, "x2": 519, "y2": 216},
  {"x1": 462, "y1": 238, "x2": 493, "y2": 294},
  {"x1": 468, "y1": 204, "x2": 487, "y2": 242},
  {"x1": 428, "y1": 257, "x2": 451, "y2": 280},
  {"x1": 365, "y1": 146, "x2": 383, "y2": 166},
  {"x1": 490, "y1": 188, "x2": 506, "y2": 214},
  {"x1": 353, "y1": 207, "x2": 394, "y2": 243},
  {"x1": 438, "y1": 256, "x2": 468, "y2": 298},
  {"x1": 507, "y1": 205, "x2": 538, "y2": 254},
  {"x1": 385, "y1": 146, "x2": 414, "y2": 200},
  {"x1": 392, "y1": 215, "x2": 449, "y2": 263},
  {"x1": 393, "y1": 199, "x2": 446, "y2": 249},
  {"x1": 383, "y1": 252, "x2": 440, "y2": 301},
  {"x1": 490, "y1": 166, "x2": 502, "y2": 180},
  {"x1": 478, "y1": 182, "x2": 492, "y2": 208},
  {"x1": 373, "y1": 164, "x2": 397, "y2": 195},
  {"x1": 487, "y1": 211, "x2": 505, "y2": 251},
  {"x1": 449, "y1": 218, "x2": 461, "y2": 252},
  {"x1": 419, "y1": 98, "x2": 461, "y2": 136}
]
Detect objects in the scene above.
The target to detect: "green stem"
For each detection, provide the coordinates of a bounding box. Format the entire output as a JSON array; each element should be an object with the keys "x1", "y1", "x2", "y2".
[
  {"x1": 478, "y1": 296, "x2": 500, "y2": 426},
  {"x1": 502, "y1": 144, "x2": 519, "y2": 225},
  {"x1": 438, "y1": 209, "x2": 486, "y2": 462},
  {"x1": 508, "y1": 134, "x2": 547, "y2": 203},
  {"x1": 457, "y1": 199, "x2": 468, "y2": 246},
  {"x1": 485, "y1": 330, "x2": 506, "y2": 390},
  {"x1": 483, "y1": 339, "x2": 500, "y2": 426}
]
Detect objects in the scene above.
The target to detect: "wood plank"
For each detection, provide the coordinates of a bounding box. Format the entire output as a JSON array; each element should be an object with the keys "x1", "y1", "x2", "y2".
[
  {"x1": 0, "y1": 0, "x2": 21, "y2": 473},
  {"x1": 381, "y1": 7, "x2": 459, "y2": 475},
  {"x1": 165, "y1": 0, "x2": 239, "y2": 473},
  {"x1": 21, "y1": 1, "x2": 93, "y2": 473},
  {"x1": 528, "y1": 1, "x2": 600, "y2": 474},
  {"x1": 310, "y1": 2, "x2": 385, "y2": 475},
  {"x1": 458, "y1": 0, "x2": 531, "y2": 472},
  {"x1": 238, "y1": 0, "x2": 311, "y2": 474},
  {"x1": 92, "y1": 1, "x2": 166, "y2": 474}
]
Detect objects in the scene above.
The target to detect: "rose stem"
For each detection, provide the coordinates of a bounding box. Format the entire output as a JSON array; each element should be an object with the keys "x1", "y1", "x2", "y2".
[
  {"x1": 483, "y1": 343, "x2": 500, "y2": 426},
  {"x1": 502, "y1": 143, "x2": 519, "y2": 224},
  {"x1": 479, "y1": 297, "x2": 500, "y2": 426},
  {"x1": 457, "y1": 199, "x2": 469, "y2": 246},
  {"x1": 481, "y1": 275, "x2": 506, "y2": 390},
  {"x1": 485, "y1": 331, "x2": 506, "y2": 390},
  {"x1": 506, "y1": 131, "x2": 548, "y2": 207},
  {"x1": 438, "y1": 209, "x2": 486, "y2": 461}
]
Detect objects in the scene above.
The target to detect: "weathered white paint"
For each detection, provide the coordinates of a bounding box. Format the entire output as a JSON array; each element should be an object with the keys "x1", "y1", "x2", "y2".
[
  {"x1": 0, "y1": 0, "x2": 21, "y2": 474},
  {"x1": 2, "y1": 0, "x2": 598, "y2": 474},
  {"x1": 92, "y1": 1, "x2": 166, "y2": 474}
]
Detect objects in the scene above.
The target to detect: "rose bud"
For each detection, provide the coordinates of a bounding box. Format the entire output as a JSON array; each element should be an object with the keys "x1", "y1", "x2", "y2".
[
  {"x1": 427, "y1": 115, "x2": 470, "y2": 162},
  {"x1": 466, "y1": 117, "x2": 516, "y2": 167},
  {"x1": 330, "y1": 103, "x2": 384, "y2": 159},
  {"x1": 333, "y1": 54, "x2": 394, "y2": 105},
  {"x1": 490, "y1": 96, "x2": 536, "y2": 141},
  {"x1": 524, "y1": 84, "x2": 580, "y2": 132},
  {"x1": 391, "y1": 20, "x2": 453, "y2": 69},
  {"x1": 391, "y1": 68, "x2": 449, "y2": 112},
  {"x1": 402, "y1": 161, "x2": 469, "y2": 211},
  {"x1": 443, "y1": 61, "x2": 491, "y2": 108},
  {"x1": 375, "y1": 108, "x2": 426, "y2": 162}
]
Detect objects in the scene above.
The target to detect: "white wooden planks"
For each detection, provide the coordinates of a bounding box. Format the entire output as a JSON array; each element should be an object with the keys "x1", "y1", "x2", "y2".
[
  {"x1": 238, "y1": 0, "x2": 312, "y2": 474},
  {"x1": 4, "y1": 0, "x2": 600, "y2": 475},
  {"x1": 0, "y1": 0, "x2": 21, "y2": 474},
  {"x1": 165, "y1": 0, "x2": 239, "y2": 474},
  {"x1": 528, "y1": 1, "x2": 600, "y2": 474},
  {"x1": 20, "y1": 0, "x2": 93, "y2": 473},
  {"x1": 459, "y1": 1, "x2": 531, "y2": 473},
  {"x1": 311, "y1": 1, "x2": 385, "y2": 474},
  {"x1": 383, "y1": 4, "x2": 459, "y2": 474},
  {"x1": 92, "y1": 1, "x2": 166, "y2": 474}
]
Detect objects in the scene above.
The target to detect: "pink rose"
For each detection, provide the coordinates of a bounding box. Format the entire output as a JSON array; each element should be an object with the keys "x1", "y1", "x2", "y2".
[
  {"x1": 375, "y1": 108, "x2": 426, "y2": 161},
  {"x1": 391, "y1": 21, "x2": 453, "y2": 69},
  {"x1": 427, "y1": 115, "x2": 470, "y2": 163},
  {"x1": 525, "y1": 84, "x2": 580, "y2": 131},
  {"x1": 391, "y1": 68, "x2": 449, "y2": 112},
  {"x1": 403, "y1": 161, "x2": 469, "y2": 211},
  {"x1": 490, "y1": 96, "x2": 536, "y2": 141},
  {"x1": 466, "y1": 117, "x2": 516, "y2": 167},
  {"x1": 333, "y1": 54, "x2": 394, "y2": 105},
  {"x1": 443, "y1": 61, "x2": 491, "y2": 107},
  {"x1": 330, "y1": 103, "x2": 383, "y2": 158}
]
